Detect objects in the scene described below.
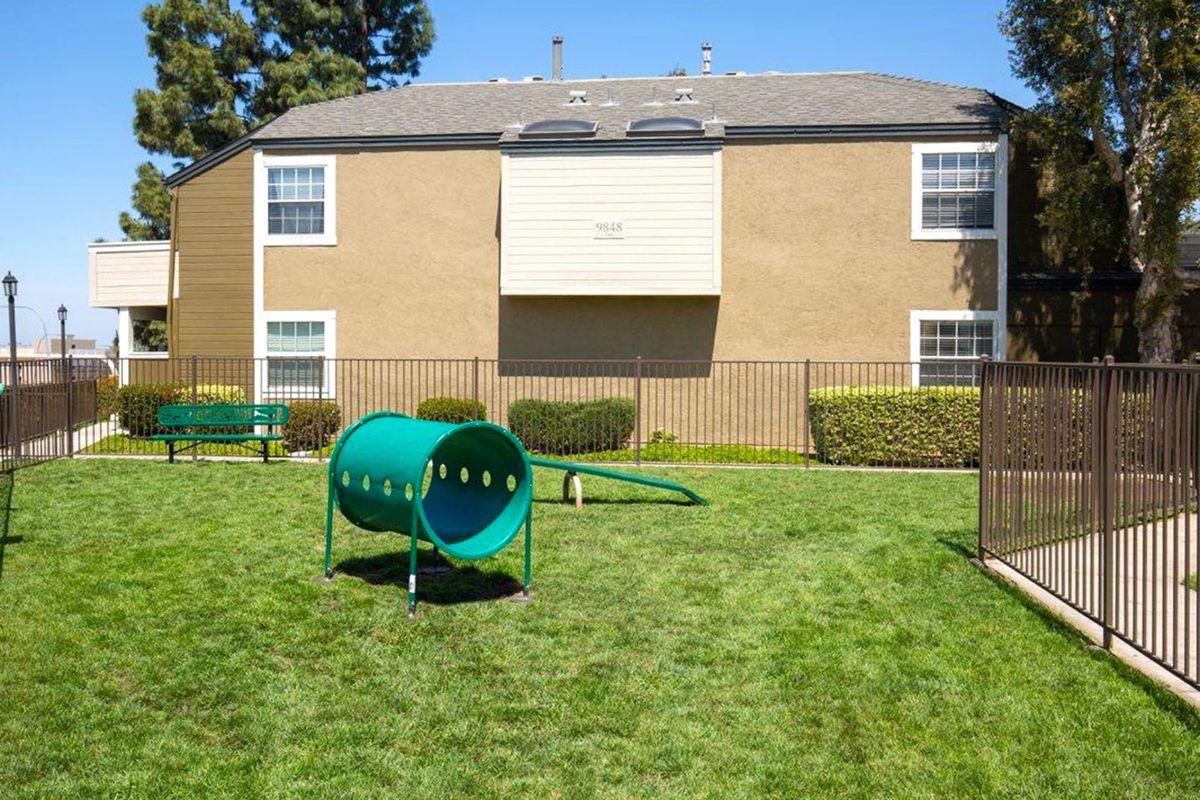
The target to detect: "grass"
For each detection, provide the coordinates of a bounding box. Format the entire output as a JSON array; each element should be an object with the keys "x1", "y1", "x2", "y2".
[
  {"x1": 1, "y1": 460, "x2": 1199, "y2": 798},
  {"x1": 1188, "y1": 572, "x2": 1198, "y2": 592}
]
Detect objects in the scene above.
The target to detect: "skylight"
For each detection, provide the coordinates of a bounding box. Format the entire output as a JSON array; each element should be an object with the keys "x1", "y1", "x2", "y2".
[
  {"x1": 519, "y1": 119, "x2": 599, "y2": 137},
  {"x1": 626, "y1": 117, "x2": 705, "y2": 136}
]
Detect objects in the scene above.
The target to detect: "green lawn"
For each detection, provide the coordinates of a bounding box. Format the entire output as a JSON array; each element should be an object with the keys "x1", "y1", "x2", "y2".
[{"x1": 1, "y1": 461, "x2": 1198, "y2": 798}]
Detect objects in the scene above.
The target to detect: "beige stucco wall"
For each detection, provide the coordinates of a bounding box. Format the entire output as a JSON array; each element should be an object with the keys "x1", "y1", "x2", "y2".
[
  {"x1": 264, "y1": 147, "x2": 502, "y2": 358},
  {"x1": 262, "y1": 137, "x2": 998, "y2": 362}
]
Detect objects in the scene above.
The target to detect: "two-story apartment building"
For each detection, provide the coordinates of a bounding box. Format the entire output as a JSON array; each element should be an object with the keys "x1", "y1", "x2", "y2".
[{"x1": 95, "y1": 67, "x2": 1041, "y2": 399}]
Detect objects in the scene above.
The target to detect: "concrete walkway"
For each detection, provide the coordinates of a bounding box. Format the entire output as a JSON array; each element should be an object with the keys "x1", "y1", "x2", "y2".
[{"x1": 987, "y1": 512, "x2": 1200, "y2": 707}]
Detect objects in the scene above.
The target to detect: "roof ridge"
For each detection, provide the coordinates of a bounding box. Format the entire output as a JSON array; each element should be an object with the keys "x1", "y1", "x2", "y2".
[{"x1": 857, "y1": 71, "x2": 990, "y2": 95}]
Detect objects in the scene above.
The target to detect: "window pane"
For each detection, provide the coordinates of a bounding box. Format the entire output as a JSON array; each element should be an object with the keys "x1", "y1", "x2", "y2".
[
  {"x1": 919, "y1": 151, "x2": 996, "y2": 230},
  {"x1": 916, "y1": 318, "x2": 995, "y2": 387},
  {"x1": 268, "y1": 358, "x2": 323, "y2": 390}
]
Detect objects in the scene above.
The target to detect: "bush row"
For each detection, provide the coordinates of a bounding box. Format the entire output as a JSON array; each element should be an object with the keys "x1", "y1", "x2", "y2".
[
  {"x1": 508, "y1": 397, "x2": 636, "y2": 454},
  {"x1": 416, "y1": 396, "x2": 487, "y2": 423},
  {"x1": 808, "y1": 387, "x2": 980, "y2": 467}
]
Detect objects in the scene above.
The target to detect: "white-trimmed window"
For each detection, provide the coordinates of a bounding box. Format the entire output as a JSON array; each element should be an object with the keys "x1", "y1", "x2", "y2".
[
  {"x1": 259, "y1": 154, "x2": 337, "y2": 246},
  {"x1": 910, "y1": 311, "x2": 1000, "y2": 387},
  {"x1": 268, "y1": 167, "x2": 325, "y2": 234},
  {"x1": 264, "y1": 311, "x2": 336, "y2": 396},
  {"x1": 911, "y1": 142, "x2": 1001, "y2": 240}
]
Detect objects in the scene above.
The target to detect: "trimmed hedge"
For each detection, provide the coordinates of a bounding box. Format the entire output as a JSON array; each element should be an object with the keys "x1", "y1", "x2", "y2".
[
  {"x1": 284, "y1": 400, "x2": 342, "y2": 452},
  {"x1": 116, "y1": 382, "x2": 249, "y2": 437},
  {"x1": 95, "y1": 375, "x2": 119, "y2": 420},
  {"x1": 808, "y1": 387, "x2": 980, "y2": 467},
  {"x1": 508, "y1": 397, "x2": 637, "y2": 454},
  {"x1": 416, "y1": 396, "x2": 486, "y2": 423},
  {"x1": 116, "y1": 384, "x2": 184, "y2": 437}
]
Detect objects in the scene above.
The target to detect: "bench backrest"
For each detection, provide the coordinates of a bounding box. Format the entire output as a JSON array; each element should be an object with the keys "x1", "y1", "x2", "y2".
[{"x1": 157, "y1": 403, "x2": 289, "y2": 428}]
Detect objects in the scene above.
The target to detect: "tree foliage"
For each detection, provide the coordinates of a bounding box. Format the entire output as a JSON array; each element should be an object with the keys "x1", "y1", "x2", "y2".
[
  {"x1": 122, "y1": 0, "x2": 434, "y2": 238},
  {"x1": 1002, "y1": 1, "x2": 1200, "y2": 361}
]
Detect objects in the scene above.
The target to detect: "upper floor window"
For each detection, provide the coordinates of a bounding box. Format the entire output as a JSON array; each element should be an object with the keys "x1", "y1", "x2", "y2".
[
  {"x1": 920, "y1": 153, "x2": 994, "y2": 230},
  {"x1": 268, "y1": 167, "x2": 325, "y2": 235},
  {"x1": 259, "y1": 154, "x2": 336, "y2": 245},
  {"x1": 910, "y1": 142, "x2": 1002, "y2": 240}
]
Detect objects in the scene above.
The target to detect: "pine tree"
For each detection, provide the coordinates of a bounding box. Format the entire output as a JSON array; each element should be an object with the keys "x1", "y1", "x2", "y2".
[{"x1": 121, "y1": 0, "x2": 434, "y2": 239}]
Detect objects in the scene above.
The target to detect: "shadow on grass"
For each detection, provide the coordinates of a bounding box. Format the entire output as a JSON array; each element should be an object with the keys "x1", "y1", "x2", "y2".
[
  {"x1": 335, "y1": 549, "x2": 523, "y2": 605},
  {"x1": 939, "y1": 536, "x2": 1200, "y2": 732},
  {"x1": 0, "y1": 472, "x2": 16, "y2": 595}
]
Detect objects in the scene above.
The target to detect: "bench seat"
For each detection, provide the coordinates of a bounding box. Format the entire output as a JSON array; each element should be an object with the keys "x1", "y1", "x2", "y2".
[{"x1": 150, "y1": 433, "x2": 283, "y2": 442}]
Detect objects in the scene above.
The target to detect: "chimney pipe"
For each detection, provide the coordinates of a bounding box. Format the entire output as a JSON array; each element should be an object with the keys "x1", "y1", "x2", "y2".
[
  {"x1": 701, "y1": 42, "x2": 712, "y2": 76},
  {"x1": 552, "y1": 35, "x2": 563, "y2": 80}
]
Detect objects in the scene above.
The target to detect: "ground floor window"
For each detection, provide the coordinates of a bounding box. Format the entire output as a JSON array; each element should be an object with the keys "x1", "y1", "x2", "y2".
[
  {"x1": 911, "y1": 312, "x2": 998, "y2": 387},
  {"x1": 264, "y1": 314, "x2": 335, "y2": 395}
]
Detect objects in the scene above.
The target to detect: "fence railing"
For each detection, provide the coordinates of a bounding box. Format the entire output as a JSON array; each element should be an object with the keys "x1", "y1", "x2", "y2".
[
  {"x1": 979, "y1": 359, "x2": 1200, "y2": 689},
  {"x1": 2, "y1": 355, "x2": 990, "y2": 470}
]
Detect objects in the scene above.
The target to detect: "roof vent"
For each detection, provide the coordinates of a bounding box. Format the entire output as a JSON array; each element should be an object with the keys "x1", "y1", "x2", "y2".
[
  {"x1": 489, "y1": 77, "x2": 508, "y2": 83},
  {"x1": 724, "y1": 71, "x2": 746, "y2": 76},
  {"x1": 568, "y1": 89, "x2": 588, "y2": 105},
  {"x1": 674, "y1": 87, "x2": 695, "y2": 103},
  {"x1": 701, "y1": 42, "x2": 712, "y2": 76},
  {"x1": 627, "y1": 117, "x2": 704, "y2": 136},
  {"x1": 522, "y1": 75, "x2": 545, "y2": 82},
  {"x1": 520, "y1": 119, "x2": 599, "y2": 138}
]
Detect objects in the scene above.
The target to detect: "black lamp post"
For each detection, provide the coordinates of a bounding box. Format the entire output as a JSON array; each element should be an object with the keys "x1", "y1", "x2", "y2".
[
  {"x1": 58, "y1": 304, "x2": 72, "y2": 456},
  {"x1": 3, "y1": 272, "x2": 20, "y2": 461}
]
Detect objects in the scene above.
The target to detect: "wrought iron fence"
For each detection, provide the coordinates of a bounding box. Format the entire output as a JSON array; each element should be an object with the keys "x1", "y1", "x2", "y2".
[
  {"x1": 3, "y1": 355, "x2": 990, "y2": 469},
  {"x1": 979, "y1": 359, "x2": 1200, "y2": 689}
]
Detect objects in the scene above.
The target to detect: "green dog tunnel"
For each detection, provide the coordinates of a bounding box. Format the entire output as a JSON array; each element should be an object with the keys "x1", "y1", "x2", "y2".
[{"x1": 325, "y1": 412, "x2": 534, "y2": 616}]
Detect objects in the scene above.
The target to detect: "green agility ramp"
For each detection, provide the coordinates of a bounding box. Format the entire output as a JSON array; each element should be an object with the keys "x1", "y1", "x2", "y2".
[
  {"x1": 325, "y1": 412, "x2": 704, "y2": 615},
  {"x1": 325, "y1": 412, "x2": 534, "y2": 616}
]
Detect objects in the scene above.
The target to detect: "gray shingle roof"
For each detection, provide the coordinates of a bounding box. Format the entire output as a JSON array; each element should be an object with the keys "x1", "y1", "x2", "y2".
[
  {"x1": 167, "y1": 71, "x2": 1010, "y2": 186},
  {"x1": 253, "y1": 71, "x2": 1007, "y2": 142}
]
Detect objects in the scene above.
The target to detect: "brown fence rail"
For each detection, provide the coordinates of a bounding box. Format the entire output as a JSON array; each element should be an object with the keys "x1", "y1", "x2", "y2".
[
  {"x1": 979, "y1": 359, "x2": 1200, "y2": 689},
  {"x1": 0, "y1": 358, "x2": 108, "y2": 472},
  {"x1": 1, "y1": 355, "x2": 992, "y2": 470}
]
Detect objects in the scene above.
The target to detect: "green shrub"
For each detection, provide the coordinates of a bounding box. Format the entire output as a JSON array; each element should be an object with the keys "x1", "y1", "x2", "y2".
[
  {"x1": 508, "y1": 397, "x2": 636, "y2": 454},
  {"x1": 116, "y1": 383, "x2": 184, "y2": 437},
  {"x1": 808, "y1": 387, "x2": 980, "y2": 467},
  {"x1": 649, "y1": 427, "x2": 677, "y2": 444},
  {"x1": 95, "y1": 375, "x2": 119, "y2": 420},
  {"x1": 193, "y1": 384, "x2": 247, "y2": 404},
  {"x1": 416, "y1": 396, "x2": 486, "y2": 423},
  {"x1": 284, "y1": 400, "x2": 342, "y2": 452}
]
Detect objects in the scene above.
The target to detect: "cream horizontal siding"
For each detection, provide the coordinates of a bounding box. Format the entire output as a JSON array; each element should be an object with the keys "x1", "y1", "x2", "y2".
[
  {"x1": 88, "y1": 241, "x2": 171, "y2": 308},
  {"x1": 501, "y1": 147, "x2": 722, "y2": 296}
]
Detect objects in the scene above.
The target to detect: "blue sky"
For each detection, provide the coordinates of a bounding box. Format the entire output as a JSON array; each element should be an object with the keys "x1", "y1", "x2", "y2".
[{"x1": 0, "y1": 0, "x2": 1034, "y2": 344}]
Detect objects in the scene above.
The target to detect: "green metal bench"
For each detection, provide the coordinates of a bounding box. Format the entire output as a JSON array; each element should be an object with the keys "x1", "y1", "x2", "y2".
[{"x1": 151, "y1": 403, "x2": 289, "y2": 463}]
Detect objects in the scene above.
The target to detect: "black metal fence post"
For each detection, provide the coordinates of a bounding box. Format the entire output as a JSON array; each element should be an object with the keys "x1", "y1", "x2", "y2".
[
  {"x1": 472, "y1": 356, "x2": 480, "y2": 420},
  {"x1": 803, "y1": 358, "x2": 811, "y2": 469},
  {"x1": 317, "y1": 356, "x2": 325, "y2": 462},
  {"x1": 65, "y1": 355, "x2": 74, "y2": 457},
  {"x1": 634, "y1": 356, "x2": 642, "y2": 466},
  {"x1": 1100, "y1": 354, "x2": 1117, "y2": 650},
  {"x1": 977, "y1": 354, "x2": 992, "y2": 560}
]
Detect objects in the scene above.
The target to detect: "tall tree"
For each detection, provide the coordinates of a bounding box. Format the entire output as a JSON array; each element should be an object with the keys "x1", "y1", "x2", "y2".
[
  {"x1": 1003, "y1": 1, "x2": 1200, "y2": 362},
  {"x1": 122, "y1": 0, "x2": 434, "y2": 239}
]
